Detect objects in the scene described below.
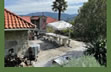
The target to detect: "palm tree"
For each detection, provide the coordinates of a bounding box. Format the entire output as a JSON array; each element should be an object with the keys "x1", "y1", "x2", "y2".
[{"x1": 52, "y1": 0, "x2": 68, "y2": 21}]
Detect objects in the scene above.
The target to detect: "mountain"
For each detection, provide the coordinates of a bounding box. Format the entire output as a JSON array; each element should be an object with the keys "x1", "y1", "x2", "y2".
[{"x1": 20, "y1": 12, "x2": 77, "y2": 21}]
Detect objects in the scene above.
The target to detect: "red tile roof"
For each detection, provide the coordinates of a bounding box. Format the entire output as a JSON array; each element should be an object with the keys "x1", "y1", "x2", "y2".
[
  {"x1": 21, "y1": 16, "x2": 31, "y2": 23},
  {"x1": 46, "y1": 16, "x2": 58, "y2": 24},
  {"x1": 31, "y1": 16, "x2": 39, "y2": 20},
  {"x1": 4, "y1": 9, "x2": 36, "y2": 29},
  {"x1": 21, "y1": 16, "x2": 57, "y2": 24}
]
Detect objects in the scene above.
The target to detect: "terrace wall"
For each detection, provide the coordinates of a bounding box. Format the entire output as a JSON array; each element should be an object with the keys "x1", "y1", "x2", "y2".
[{"x1": 5, "y1": 30, "x2": 29, "y2": 58}]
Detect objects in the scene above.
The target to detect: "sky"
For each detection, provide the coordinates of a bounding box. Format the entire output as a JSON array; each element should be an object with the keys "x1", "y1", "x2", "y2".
[{"x1": 5, "y1": 0, "x2": 88, "y2": 15}]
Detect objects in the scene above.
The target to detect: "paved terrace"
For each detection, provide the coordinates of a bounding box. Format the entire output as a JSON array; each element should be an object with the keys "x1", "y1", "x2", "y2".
[{"x1": 28, "y1": 39, "x2": 86, "y2": 67}]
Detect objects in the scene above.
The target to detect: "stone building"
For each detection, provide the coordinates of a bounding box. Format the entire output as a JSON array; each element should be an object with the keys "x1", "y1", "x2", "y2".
[
  {"x1": 4, "y1": 9, "x2": 36, "y2": 58},
  {"x1": 22, "y1": 16, "x2": 57, "y2": 33}
]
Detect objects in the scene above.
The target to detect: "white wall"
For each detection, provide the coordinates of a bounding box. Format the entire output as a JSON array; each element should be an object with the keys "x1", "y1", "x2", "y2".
[{"x1": 5, "y1": 30, "x2": 29, "y2": 58}]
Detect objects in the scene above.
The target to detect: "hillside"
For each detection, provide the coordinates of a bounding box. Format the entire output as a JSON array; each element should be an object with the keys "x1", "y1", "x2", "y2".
[{"x1": 20, "y1": 12, "x2": 77, "y2": 21}]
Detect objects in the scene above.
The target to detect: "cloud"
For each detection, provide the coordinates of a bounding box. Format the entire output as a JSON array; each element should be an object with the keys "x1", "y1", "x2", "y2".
[{"x1": 5, "y1": 0, "x2": 88, "y2": 15}]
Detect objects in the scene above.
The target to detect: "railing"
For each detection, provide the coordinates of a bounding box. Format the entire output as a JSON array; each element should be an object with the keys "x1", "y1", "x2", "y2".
[{"x1": 44, "y1": 33, "x2": 71, "y2": 47}]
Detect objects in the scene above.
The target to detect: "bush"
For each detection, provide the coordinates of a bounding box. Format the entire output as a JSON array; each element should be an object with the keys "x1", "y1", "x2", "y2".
[
  {"x1": 46, "y1": 27, "x2": 55, "y2": 33},
  {"x1": 64, "y1": 56, "x2": 101, "y2": 67},
  {"x1": 51, "y1": 56, "x2": 101, "y2": 67},
  {"x1": 84, "y1": 39, "x2": 107, "y2": 66}
]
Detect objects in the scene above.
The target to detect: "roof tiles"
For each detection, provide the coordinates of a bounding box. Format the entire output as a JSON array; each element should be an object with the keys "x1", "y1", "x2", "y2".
[
  {"x1": 46, "y1": 16, "x2": 58, "y2": 24},
  {"x1": 21, "y1": 16, "x2": 31, "y2": 23},
  {"x1": 4, "y1": 9, "x2": 36, "y2": 29},
  {"x1": 21, "y1": 16, "x2": 57, "y2": 24}
]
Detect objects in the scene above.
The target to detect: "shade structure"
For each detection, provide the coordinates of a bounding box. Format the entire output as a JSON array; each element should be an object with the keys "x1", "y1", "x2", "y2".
[{"x1": 47, "y1": 21, "x2": 72, "y2": 30}]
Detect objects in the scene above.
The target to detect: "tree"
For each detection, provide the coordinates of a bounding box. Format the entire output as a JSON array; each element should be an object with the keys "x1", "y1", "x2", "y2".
[
  {"x1": 73, "y1": 0, "x2": 106, "y2": 41},
  {"x1": 52, "y1": 0, "x2": 68, "y2": 20}
]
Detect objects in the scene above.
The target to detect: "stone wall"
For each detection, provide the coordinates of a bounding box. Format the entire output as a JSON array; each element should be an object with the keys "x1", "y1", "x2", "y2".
[{"x1": 5, "y1": 30, "x2": 29, "y2": 58}]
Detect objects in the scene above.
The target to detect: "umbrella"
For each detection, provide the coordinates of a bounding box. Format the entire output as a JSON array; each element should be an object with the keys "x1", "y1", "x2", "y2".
[
  {"x1": 47, "y1": 21, "x2": 72, "y2": 30},
  {"x1": 47, "y1": 21, "x2": 73, "y2": 38}
]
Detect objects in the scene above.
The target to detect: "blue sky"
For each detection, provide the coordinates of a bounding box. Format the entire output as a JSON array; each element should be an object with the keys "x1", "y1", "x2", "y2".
[{"x1": 5, "y1": 0, "x2": 88, "y2": 15}]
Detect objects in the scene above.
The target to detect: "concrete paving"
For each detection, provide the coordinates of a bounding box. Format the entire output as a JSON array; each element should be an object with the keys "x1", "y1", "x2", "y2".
[{"x1": 29, "y1": 39, "x2": 87, "y2": 67}]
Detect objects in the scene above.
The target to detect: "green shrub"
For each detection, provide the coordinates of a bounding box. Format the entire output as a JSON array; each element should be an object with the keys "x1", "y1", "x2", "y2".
[
  {"x1": 51, "y1": 56, "x2": 101, "y2": 67},
  {"x1": 47, "y1": 27, "x2": 55, "y2": 33},
  {"x1": 64, "y1": 56, "x2": 101, "y2": 67},
  {"x1": 84, "y1": 39, "x2": 107, "y2": 66}
]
